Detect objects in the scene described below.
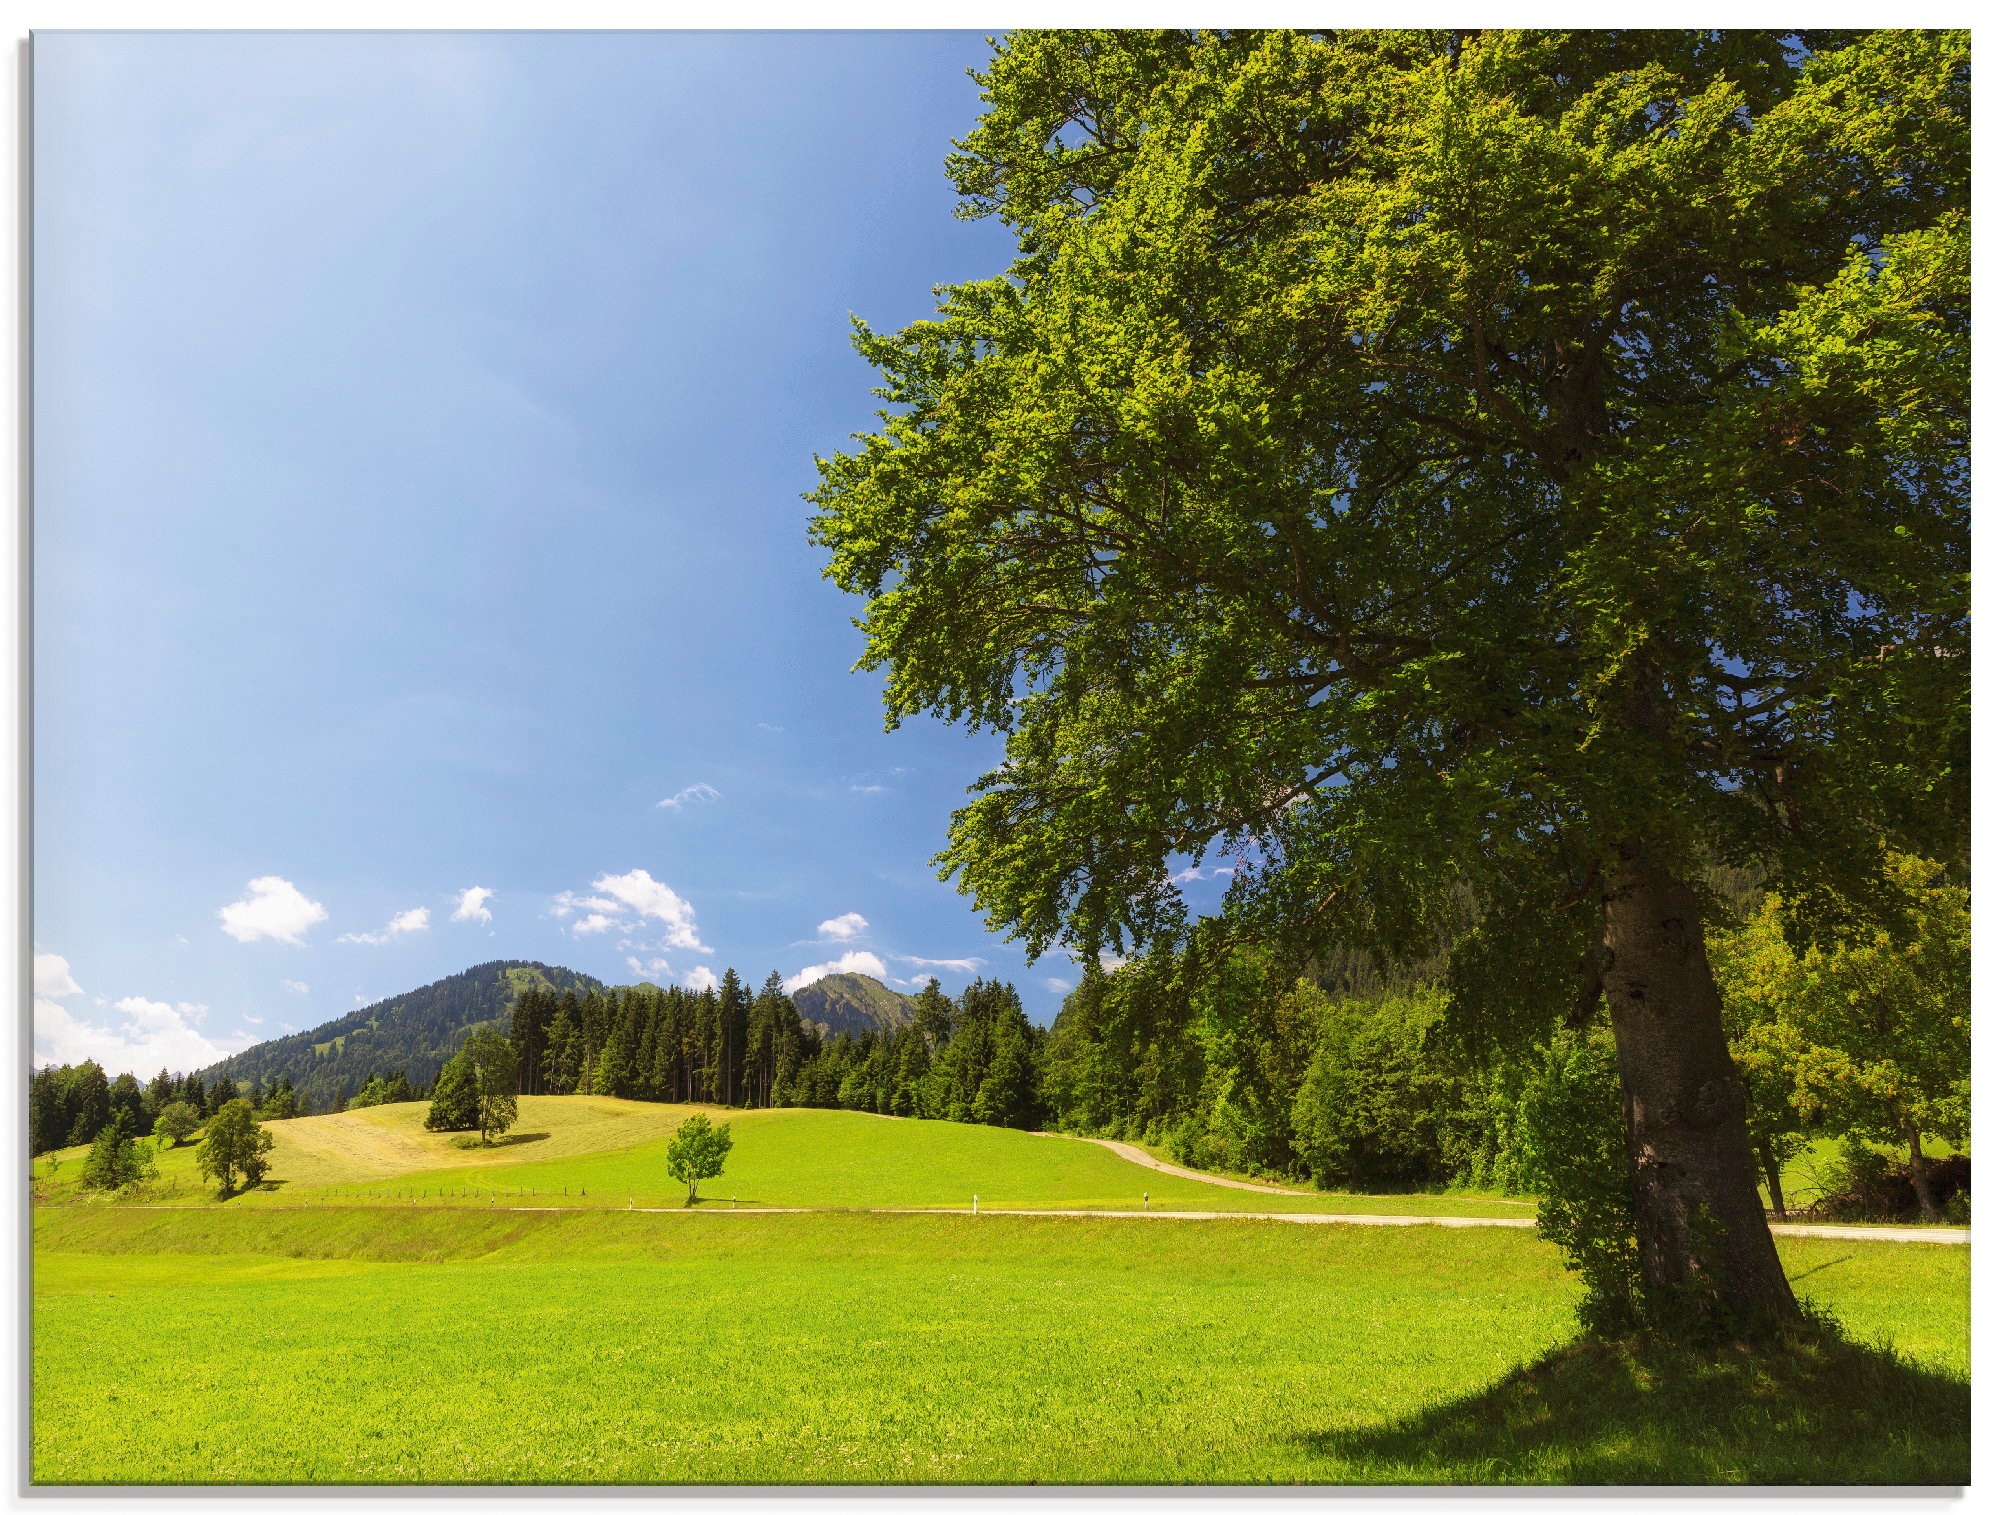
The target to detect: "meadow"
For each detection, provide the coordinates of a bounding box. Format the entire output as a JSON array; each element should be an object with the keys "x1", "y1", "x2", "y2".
[
  {"x1": 32, "y1": 1100, "x2": 1969, "y2": 1484},
  {"x1": 33, "y1": 1205, "x2": 1967, "y2": 1486},
  {"x1": 33, "y1": 1098, "x2": 1538, "y2": 1217}
]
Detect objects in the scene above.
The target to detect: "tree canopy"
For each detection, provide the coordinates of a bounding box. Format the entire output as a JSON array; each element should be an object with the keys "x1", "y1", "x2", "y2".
[
  {"x1": 195, "y1": 1099, "x2": 274, "y2": 1198},
  {"x1": 664, "y1": 1114, "x2": 734, "y2": 1206},
  {"x1": 810, "y1": 29, "x2": 1968, "y2": 1334}
]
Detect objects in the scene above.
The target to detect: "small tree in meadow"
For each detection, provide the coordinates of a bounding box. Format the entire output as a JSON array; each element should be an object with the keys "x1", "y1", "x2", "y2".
[
  {"x1": 665, "y1": 1113, "x2": 733, "y2": 1206},
  {"x1": 80, "y1": 1111, "x2": 158, "y2": 1191},
  {"x1": 152, "y1": 1100, "x2": 201, "y2": 1148},
  {"x1": 195, "y1": 1098, "x2": 274, "y2": 1197}
]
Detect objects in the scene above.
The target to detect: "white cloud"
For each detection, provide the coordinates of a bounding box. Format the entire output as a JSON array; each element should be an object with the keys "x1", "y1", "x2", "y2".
[
  {"x1": 783, "y1": 950, "x2": 889, "y2": 994},
  {"x1": 894, "y1": 953, "x2": 985, "y2": 973},
  {"x1": 684, "y1": 965, "x2": 720, "y2": 992},
  {"x1": 33, "y1": 994, "x2": 248, "y2": 1079},
  {"x1": 244, "y1": 1015, "x2": 264, "y2": 1025},
  {"x1": 573, "y1": 913, "x2": 616, "y2": 936},
  {"x1": 281, "y1": 979, "x2": 309, "y2": 994},
  {"x1": 1046, "y1": 977, "x2": 1075, "y2": 993},
  {"x1": 849, "y1": 784, "x2": 887, "y2": 795},
  {"x1": 35, "y1": 954, "x2": 83, "y2": 999},
  {"x1": 564, "y1": 871, "x2": 712, "y2": 955},
  {"x1": 1171, "y1": 864, "x2": 1237, "y2": 884},
  {"x1": 818, "y1": 912, "x2": 868, "y2": 941},
  {"x1": 626, "y1": 956, "x2": 671, "y2": 980},
  {"x1": 218, "y1": 876, "x2": 327, "y2": 944},
  {"x1": 452, "y1": 886, "x2": 495, "y2": 925},
  {"x1": 657, "y1": 782, "x2": 720, "y2": 810},
  {"x1": 756, "y1": 722, "x2": 784, "y2": 733},
  {"x1": 336, "y1": 906, "x2": 431, "y2": 946}
]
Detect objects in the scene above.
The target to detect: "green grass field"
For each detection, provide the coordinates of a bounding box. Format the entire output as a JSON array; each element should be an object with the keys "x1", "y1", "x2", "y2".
[
  {"x1": 32, "y1": 1099, "x2": 1536, "y2": 1217},
  {"x1": 32, "y1": 1206, "x2": 1967, "y2": 1485}
]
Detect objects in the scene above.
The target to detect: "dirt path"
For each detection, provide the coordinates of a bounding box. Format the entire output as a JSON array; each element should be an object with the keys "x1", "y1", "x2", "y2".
[{"x1": 1068, "y1": 1137, "x2": 1306, "y2": 1195}]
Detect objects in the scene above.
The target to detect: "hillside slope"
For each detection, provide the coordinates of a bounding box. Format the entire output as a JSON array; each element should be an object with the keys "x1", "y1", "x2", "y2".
[
  {"x1": 195, "y1": 960, "x2": 603, "y2": 1113},
  {"x1": 791, "y1": 973, "x2": 915, "y2": 1039}
]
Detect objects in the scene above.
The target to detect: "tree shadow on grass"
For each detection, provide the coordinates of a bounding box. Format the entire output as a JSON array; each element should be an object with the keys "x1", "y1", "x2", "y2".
[
  {"x1": 446, "y1": 1132, "x2": 552, "y2": 1150},
  {"x1": 1305, "y1": 1327, "x2": 1969, "y2": 1485}
]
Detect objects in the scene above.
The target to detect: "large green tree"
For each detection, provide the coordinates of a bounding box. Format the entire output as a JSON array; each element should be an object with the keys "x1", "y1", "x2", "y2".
[
  {"x1": 810, "y1": 30, "x2": 1968, "y2": 1332},
  {"x1": 463, "y1": 1025, "x2": 521, "y2": 1146},
  {"x1": 195, "y1": 1099, "x2": 274, "y2": 1197}
]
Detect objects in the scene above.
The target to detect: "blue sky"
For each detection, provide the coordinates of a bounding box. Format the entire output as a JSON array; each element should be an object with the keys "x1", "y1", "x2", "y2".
[{"x1": 30, "y1": 30, "x2": 1149, "y2": 1077}]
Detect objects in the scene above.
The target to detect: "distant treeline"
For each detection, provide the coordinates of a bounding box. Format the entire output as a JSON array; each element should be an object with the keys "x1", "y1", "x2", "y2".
[
  {"x1": 508, "y1": 972, "x2": 1043, "y2": 1126},
  {"x1": 29, "y1": 1065, "x2": 304, "y2": 1157}
]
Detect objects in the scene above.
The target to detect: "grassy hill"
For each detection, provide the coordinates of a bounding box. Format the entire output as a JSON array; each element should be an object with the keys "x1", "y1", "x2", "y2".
[
  {"x1": 31, "y1": 1097, "x2": 1529, "y2": 1216},
  {"x1": 194, "y1": 961, "x2": 603, "y2": 1114},
  {"x1": 790, "y1": 973, "x2": 914, "y2": 1038}
]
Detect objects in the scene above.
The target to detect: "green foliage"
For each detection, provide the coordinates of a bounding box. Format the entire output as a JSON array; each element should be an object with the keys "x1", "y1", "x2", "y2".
[
  {"x1": 29, "y1": 1060, "x2": 113, "y2": 1156},
  {"x1": 424, "y1": 1052, "x2": 479, "y2": 1134},
  {"x1": 663, "y1": 1113, "x2": 733, "y2": 1205},
  {"x1": 781, "y1": 976, "x2": 1045, "y2": 1131},
  {"x1": 345, "y1": 1070, "x2": 420, "y2": 1110},
  {"x1": 464, "y1": 1026, "x2": 519, "y2": 1145},
  {"x1": 78, "y1": 1113, "x2": 157, "y2": 1192},
  {"x1": 1505, "y1": 1032, "x2": 1642, "y2": 1336},
  {"x1": 254, "y1": 1075, "x2": 302, "y2": 1121},
  {"x1": 192, "y1": 1100, "x2": 274, "y2": 1198},
  {"x1": 1713, "y1": 853, "x2": 1969, "y2": 1162},
  {"x1": 151, "y1": 1102, "x2": 200, "y2": 1149},
  {"x1": 809, "y1": 28, "x2": 1968, "y2": 1332},
  {"x1": 1291, "y1": 989, "x2": 1496, "y2": 1191}
]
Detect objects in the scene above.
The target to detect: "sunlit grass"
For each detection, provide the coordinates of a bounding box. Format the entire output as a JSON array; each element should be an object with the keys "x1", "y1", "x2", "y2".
[{"x1": 32, "y1": 1208, "x2": 1967, "y2": 1485}]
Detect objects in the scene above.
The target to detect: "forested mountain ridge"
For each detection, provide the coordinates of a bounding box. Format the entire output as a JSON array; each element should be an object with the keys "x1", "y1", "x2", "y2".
[
  {"x1": 195, "y1": 960, "x2": 604, "y2": 1114},
  {"x1": 790, "y1": 973, "x2": 915, "y2": 1039}
]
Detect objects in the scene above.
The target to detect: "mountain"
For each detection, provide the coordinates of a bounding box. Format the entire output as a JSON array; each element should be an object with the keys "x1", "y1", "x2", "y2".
[
  {"x1": 791, "y1": 973, "x2": 916, "y2": 1040},
  {"x1": 195, "y1": 960, "x2": 604, "y2": 1114}
]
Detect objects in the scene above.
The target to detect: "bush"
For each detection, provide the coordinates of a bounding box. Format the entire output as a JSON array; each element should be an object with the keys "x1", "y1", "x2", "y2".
[
  {"x1": 1506, "y1": 1030, "x2": 1643, "y2": 1335},
  {"x1": 1809, "y1": 1137, "x2": 1970, "y2": 1224}
]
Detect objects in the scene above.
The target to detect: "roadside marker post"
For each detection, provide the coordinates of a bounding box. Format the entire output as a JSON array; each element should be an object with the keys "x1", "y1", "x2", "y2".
[
  {"x1": 1144, "y1": 1192, "x2": 1149, "y2": 1211},
  {"x1": 973, "y1": 1194, "x2": 979, "y2": 1214}
]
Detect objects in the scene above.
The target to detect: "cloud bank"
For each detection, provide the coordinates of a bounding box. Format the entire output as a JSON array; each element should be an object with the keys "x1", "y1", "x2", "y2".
[{"x1": 33, "y1": 963, "x2": 245, "y2": 1078}]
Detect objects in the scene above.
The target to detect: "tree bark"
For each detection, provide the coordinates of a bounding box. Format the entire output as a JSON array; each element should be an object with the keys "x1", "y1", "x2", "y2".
[
  {"x1": 1904, "y1": 1121, "x2": 1940, "y2": 1221},
  {"x1": 1600, "y1": 842, "x2": 1801, "y2": 1331},
  {"x1": 1758, "y1": 1137, "x2": 1787, "y2": 1221}
]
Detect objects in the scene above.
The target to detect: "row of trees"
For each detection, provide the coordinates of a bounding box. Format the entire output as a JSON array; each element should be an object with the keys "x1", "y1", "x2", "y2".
[
  {"x1": 503, "y1": 974, "x2": 1045, "y2": 1127},
  {"x1": 29, "y1": 1063, "x2": 304, "y2": 1157},
  {"x1": 1039, "y1": 854, "x2": 1970, "y2": 1217}
]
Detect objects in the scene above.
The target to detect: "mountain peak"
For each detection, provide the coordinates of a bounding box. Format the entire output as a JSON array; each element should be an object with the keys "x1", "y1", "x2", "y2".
[{"x1": 790, "y1": 972, "x2": 914, "y2": 1039}]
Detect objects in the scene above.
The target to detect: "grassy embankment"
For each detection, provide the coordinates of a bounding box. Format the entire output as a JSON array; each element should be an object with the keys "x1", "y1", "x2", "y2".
[
  {"x1": 31, "y1": 1097, "x2": 1535, "y2": 1217},
  {"x1": 33, "y1": 1204, "x2": 1968, "y2": 1485}
]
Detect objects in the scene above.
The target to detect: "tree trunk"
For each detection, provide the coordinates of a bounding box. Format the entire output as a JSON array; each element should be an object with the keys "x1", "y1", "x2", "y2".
[
  {"x1": 1904, "y1": 1121, "x2": 1940, "y2": 1221},
  {"x1": 1600, "y1": 842, "x2": 1800, "y2": 1332},
  {"x1": 1758, "y1": 1137, "x2": 1787, "y2": 1221}
]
